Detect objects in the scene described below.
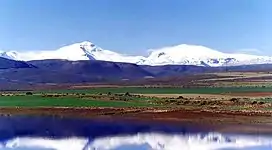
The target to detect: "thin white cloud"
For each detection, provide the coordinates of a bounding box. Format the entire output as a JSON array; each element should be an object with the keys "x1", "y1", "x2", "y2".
[{"x1": 234, "y1": 48, "x2": 264, "y2": 56}]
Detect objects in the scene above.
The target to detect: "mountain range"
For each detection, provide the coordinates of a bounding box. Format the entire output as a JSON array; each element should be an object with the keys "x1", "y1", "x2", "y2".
[
  {"x1": 1, "y1": 41, "x2": 272, "y2": 89},
  {"x1": 0, "y1": 56, "x2": 272, "y2": 87},
  {"x1": 1, "y1": 41, "x2": 272, "y2": 67}
]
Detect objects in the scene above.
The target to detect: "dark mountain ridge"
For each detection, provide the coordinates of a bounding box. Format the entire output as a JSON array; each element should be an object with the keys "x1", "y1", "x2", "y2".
[{"x1": 1, "y1": 58, "x2": 272, "y2": 87}]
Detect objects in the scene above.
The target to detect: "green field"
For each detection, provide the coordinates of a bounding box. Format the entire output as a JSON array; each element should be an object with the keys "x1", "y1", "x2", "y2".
[
  {"x1": 0, "y1": 95, "x2": 152, "y2": 108},
  {"x1": 41, "y1": 87, "x2": 272, "y2": 94},
  {"x1": 1, "y1": 86, "x2": 272, "y2": 108}
]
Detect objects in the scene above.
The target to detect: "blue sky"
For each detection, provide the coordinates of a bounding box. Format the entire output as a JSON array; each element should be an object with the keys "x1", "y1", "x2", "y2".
[{"x1": 0, "y1": 0, "x2": 271, "y2": 55}]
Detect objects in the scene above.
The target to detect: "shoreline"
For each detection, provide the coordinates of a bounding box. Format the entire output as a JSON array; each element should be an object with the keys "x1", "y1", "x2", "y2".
[{"x1": 1, "y1": 107, "x2": 272, "y2": 134}]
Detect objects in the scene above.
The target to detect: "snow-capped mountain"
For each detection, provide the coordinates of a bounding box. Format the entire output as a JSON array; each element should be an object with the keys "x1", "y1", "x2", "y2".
[
  {"x1": 142, "y1": 44, "x2": 272, "y2": 67},
  {"x1": 1, "y1": 41, "x2": 272, "y2": 67},
  {"x1": 0, "y1": 41, "x2": 146, "y2": 64}
]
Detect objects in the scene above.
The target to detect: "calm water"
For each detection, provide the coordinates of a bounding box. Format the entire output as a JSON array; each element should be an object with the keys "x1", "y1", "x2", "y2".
[{"x1": 0, "y1": 115, "x2": 271, "y2": 150}]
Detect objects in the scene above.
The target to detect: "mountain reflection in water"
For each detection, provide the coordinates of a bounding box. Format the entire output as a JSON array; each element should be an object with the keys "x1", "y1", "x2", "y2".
[{"x1": 0, "y1": 116, "x2": 271, "y2": 150}]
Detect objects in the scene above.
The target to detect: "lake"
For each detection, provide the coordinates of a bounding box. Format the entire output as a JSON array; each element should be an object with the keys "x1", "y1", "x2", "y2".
[{"x1": 0, "y1": 115, "x2": 271, "y2": 150}]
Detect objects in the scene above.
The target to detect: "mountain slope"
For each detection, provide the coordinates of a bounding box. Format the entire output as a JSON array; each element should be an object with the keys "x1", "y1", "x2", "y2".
[
  {"x1": 1, "y1": 41, "x2": 272, "y2": 67},
  {"x1": 28, "y1": 59, "x2": 153, "y2": 80},
  {"x1": 1, "y1": 59, "x2": 272, "y2": 89},
  {"x1": 0, "y1": 60, "x2": 154, "y2": 88},
  {"x1": 0, "y1": 57, "x2": 33, "y2": 69}
]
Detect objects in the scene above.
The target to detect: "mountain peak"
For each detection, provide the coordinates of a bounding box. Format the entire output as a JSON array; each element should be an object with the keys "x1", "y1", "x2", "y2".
[{"x1": 78, "y1": 41, "x2": 102, "y2": 52}]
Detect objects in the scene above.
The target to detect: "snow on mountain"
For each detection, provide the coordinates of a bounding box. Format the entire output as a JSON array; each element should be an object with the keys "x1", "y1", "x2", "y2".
[
  {"x1": 79, "y1": 41, "x2": 146, "y2": 64},
  {"x1": 0, "y1": 51, "x2": 19, "y2": 60},
  {"x1": 0, "y1": 42, "x2": 95, "y2": 61},
  {"x1": 0, "y1": 41, "x2": 146, "y2": 64},
  {"x1": 142, "y1": 44, "x2": 272, "y2": 67},
  {"x1": 141, "y1": 44, "x2": 227, "y2": 66},
  {"x1": 1, "y1": 41, "x2": 272, "y2": 67}
]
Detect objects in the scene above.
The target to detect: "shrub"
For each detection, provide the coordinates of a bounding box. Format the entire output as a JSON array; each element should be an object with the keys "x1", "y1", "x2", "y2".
[
  {"x1": 45, "y1": 94, "x2": 53, "y2": 97},
  {"x1": 120, "y1": 97, "x2": 128, "y2": 101},
  {"x1": 169, "y1": 99, "x2": 177, "y2": 103},
  {"x1": 182, "y1": 100, "x2": 190, "y2": 105},
  {"x1": 200, "y1": 101, "x2": 207, "y2": 106},
  {"x1": 175, "y1": 101, "x2": 182, "y2": 105},
  {"x1": 26, "y1": 92, "x2": 33, "y2": 95},
  {"x1": 230, "y1": 98, "x2": 238, "y2": 102},
  {"x1": 177, "y1": 96, "x2": 184, "y2": 99},
  {"x1": 258, "y1": 101, "x2": 265, "y2": 105},
  {"x1": 251, "y1": 101, "x2": 258, "y2": 105},
  {"x1": 124, "y1": 92, "x2": 131, "y2": 96}
]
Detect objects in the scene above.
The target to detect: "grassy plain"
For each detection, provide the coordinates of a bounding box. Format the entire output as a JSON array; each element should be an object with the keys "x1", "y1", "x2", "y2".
[
  {"x1": 0, "y1": 86, "x2": 272, "y2": 110},
  {"x1": 0, "y1": 94, "x2": 154, "y2": 108},
  {"x1": 1, "y1": 71, "x2": 272, "y2": 114}
]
